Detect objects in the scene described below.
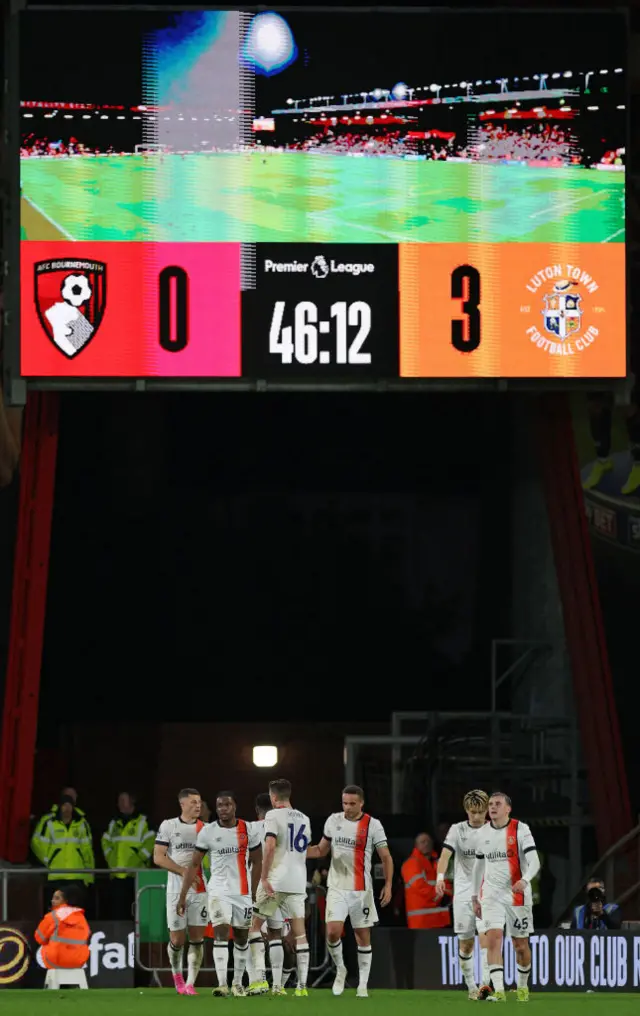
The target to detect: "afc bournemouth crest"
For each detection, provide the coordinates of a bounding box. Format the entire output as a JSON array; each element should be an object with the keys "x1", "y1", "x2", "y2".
[{"x1": 34, "y1": 259, "x2": 106, "y2": 358}]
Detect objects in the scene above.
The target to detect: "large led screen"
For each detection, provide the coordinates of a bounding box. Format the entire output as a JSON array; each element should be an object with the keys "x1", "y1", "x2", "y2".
[{"x1": 19, "y1": 9, "x2": 627, "y2": 381}]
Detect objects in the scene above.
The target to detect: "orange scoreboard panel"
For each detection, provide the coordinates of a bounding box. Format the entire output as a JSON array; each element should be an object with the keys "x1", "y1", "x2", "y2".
[{"x1": 400, "y1": 244, "x2": 625, "y2": 379}]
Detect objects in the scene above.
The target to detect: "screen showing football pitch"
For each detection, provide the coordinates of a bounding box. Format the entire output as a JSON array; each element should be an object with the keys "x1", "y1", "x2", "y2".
[{"x1": 18, "y1": 8, "x2": 627, "y2": 383}]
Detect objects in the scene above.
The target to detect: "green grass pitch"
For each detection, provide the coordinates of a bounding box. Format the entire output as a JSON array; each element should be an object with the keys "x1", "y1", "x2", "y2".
[
  {"x1": 20, "y1": 152, "x2": 625, "y2": 244},
  {"x1": 6, "y1": 990, "x2": 640, "y2": 1014}
]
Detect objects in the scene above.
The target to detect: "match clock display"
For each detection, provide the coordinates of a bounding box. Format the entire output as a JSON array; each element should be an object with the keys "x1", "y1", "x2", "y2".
[{"x1": 241, "y1": 244, "x2": 399, "y2": 378}]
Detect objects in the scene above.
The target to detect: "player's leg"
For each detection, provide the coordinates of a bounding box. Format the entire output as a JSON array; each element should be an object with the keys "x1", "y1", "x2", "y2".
[
  {"x1": 266, "y1": 916, "x2": 285, "y2": 991},
  {"x1": 230, "y1": 899, "x2": 253, "y2": 995},
  {"x1": 351, "y1": 889, "x2": 378, "y2": 998},
  {"x1": 285, "y1": 895, "x2": 310, "y2": 996},
  {"x1": 507, "y1": 905, "x2": 533, "y2": 1002},
  {"x1": 454, "y1": 901, "x2": 479, "y2": 998},
  {"x1": 478, "y1": 928, "x2": 492, "y2": 997},
  {"x1": 254, "y1": 889, "x2": 288, "y2": 994},
  {"x1": 184, "y1": 895, "x2": 208, "y2": 993},
  {"x1": 247, "y1": 916, "x2": 268, "y2": 993},
  {"x1": 583, "y1": 391, "x2": 614, "y2": 490},
  {"x1": 166, "y1": 894, "x2": 187, "y2": 993},
  {"x1": 482, "y1": 901, "x2": 506, "y2": 1001},
  {"x1": 209, "y1": 897, "x2": 232, "y2": 995},
  {"x1": 325, "y1": 888, "x2": 349, "y2": 993}
]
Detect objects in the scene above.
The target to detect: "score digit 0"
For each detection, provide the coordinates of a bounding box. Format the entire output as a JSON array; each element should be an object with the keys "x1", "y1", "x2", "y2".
[{"x1": 451, "y1": 265, "x2": 481, "y2": 353}]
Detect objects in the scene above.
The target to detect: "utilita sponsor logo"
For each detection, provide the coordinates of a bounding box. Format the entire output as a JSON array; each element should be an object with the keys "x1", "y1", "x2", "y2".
[
  {"x1": 36, "y1": 930, "x2": 134, "y2": 977},
  {"x1": 263, "y1": 257, "x2": 375, "y2": 278}
]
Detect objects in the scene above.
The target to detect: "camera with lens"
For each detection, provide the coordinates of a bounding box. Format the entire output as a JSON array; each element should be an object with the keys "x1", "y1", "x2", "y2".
[{"x1": 587, "y1": 886, "x2": 605, "y2": 904}]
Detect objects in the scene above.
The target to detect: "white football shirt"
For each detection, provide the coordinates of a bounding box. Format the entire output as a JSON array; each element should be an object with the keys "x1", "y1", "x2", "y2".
[
  {"x1": 442, "y1": 821, "x2": 487, "y2": 902},
  {"x1": 196, "y1": 819, "x2": 261, "y2": 896},
  {"x1": 156, "y1": 817, "x2": 207, "y2": 895},
  {"x1": 475, "y1": 819, "x2": 537, "y2": 906},
  {"x1": 323, "y1": 812, "x2": 387, "y2": 891},
  {"x1": 263, "y1": 807, "x2": 311, "y2": 894}
]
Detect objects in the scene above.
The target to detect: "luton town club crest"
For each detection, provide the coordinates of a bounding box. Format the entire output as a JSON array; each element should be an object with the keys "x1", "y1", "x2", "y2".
[
  {"x1": 542, "y1": 279, "x2": 582, "y2": 342},
  {"x1": 34, "y1": 259, "x2": 107, "y2": 358}
]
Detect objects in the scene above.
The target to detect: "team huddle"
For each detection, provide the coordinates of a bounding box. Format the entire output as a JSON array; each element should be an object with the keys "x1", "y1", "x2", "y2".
[
  {"x1": 153, "y1": 781, "x2": 538, "y2": 1001},
  {"x1": 153, "y1": 779, "x2": 393, "y2": 998}
]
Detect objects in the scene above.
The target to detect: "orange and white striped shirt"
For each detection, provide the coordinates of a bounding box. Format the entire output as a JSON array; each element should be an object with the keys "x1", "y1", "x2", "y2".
[
  {"x1": 475, "y1": 818, "x2": 537, "y2": 907},
  {"x1": 196, "y1": 820, "x2": 260, "y2": 897},
  {"x1": 324, "y1": 812, "x2": 387, "y2": 892}
]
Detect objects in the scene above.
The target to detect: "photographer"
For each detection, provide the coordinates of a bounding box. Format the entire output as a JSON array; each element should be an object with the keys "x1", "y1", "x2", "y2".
[{"x1": 570, "y1": 879, "x2": 622, "y2": 930}]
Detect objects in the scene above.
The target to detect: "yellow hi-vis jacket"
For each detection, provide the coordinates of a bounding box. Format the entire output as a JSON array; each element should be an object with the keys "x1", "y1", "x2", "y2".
[
  {"x1": 31, "y1": 806, "x2": 95, "y2": 884},
  {"x1": 101, "y1": 813, "x2": 156, "y2": 878}
]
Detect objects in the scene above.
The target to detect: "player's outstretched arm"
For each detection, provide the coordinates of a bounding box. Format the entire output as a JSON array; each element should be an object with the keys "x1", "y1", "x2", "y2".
[
  {"x1": 306, "y1": 837, "x2": 331, "y2": 860},
  {"x1": 377, "y1": 844, "x2": 394, "y2": 907},
  {"x1": 435, "y1": 846, "x2": 453, "y2": 899},
  {"x1": 177, "y1": 849, "x2": 206, "y2": 915}
]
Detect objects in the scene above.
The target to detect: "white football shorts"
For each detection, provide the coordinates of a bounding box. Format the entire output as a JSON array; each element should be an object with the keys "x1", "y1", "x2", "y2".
[
  {"x1": 255, "y1": 907, "x2": 285, "y2": 932},
  {"x1": 255, "y1": 884, "x2": 306, "y2": 922},
  {"x1": 208, "y1": 893, "x2": 254, "y2": 929},
  {"x1": 453, "y1": 900, "x2": 487, "y2": 940},
  {"x1": 326, "y1": 887, "x2": 378, "y2": 929},
  {"x1": 481, "y1": 899, "x2": 533, "y2": 938},
  {"x1": 166, "y1": 891, "x2": 208, "y2": 933}
]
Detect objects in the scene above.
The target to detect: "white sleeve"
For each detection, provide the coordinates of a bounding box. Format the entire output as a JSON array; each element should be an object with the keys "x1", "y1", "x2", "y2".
[
  {"x1": 371, "y1": 818, "x2": 387, "y2": 848},
  {"x1": 195, "y1": 826, "x2": 209, "y2": 853},
  {"x1": 248, "y1": 823, "x2": 261, "y2": 851},
  {"x1": 155, "y1": 820, "x2": 170, "y2": 846},
  {"x1": 518, "y1": 823, "x2": 540, "y2": 883},
  {"x1": 264, "y1": 810, "x2": 279, "y2": 840},
  {"x1": 323, "y1": 814, "x2": 335, "y2": 841},
  {"x1": 442, "y1": 824, "x2": 458, "y2": 854}
]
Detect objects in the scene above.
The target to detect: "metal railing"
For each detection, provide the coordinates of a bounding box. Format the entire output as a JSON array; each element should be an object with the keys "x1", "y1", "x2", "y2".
[
  {"x1": 554, "y1": 819, "x2": 640, "y2": 924},
  {"x1": 0, "y1": 866, "x2": 330, "y2": 984}
]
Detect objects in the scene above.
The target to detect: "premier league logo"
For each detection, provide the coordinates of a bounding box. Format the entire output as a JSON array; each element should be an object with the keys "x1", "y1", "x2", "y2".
[
  {"x1": 34, "y1": 258, "x2": 107, "y2": 358},
  {"x1": 542, "y1": 279, "x2": 582, "y2": 342}
]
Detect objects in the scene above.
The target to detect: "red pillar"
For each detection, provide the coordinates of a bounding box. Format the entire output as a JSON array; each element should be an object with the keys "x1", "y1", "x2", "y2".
[
  {"x1": 0, "y1": 393, "x2": 59, "y2": 861},
  {"x1": 537, "y1": 393, "x2": 632, "y2": 852}
]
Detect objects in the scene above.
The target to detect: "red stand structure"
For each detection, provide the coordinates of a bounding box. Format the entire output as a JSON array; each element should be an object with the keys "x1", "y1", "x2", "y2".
[
  {"x1": 537, "y1": 394, "x2": 632, "y2": 853},
  {"x1": 0, "y1": 393, "x2": 59, "y2": 861}
]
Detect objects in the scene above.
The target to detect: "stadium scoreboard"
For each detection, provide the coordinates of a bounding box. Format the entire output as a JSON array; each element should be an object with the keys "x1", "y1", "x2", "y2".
[{"x1": 6, "y1": 6, "x2": 628, "y2": 396}]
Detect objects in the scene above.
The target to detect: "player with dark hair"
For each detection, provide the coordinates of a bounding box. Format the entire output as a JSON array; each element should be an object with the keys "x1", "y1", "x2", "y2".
[
  {"x1": 307, "y1": 784, "x2": 393, "y2": 998},
  {"x1": 179, "y1": 792, "x2": 262, "y2": 997},
  {"x1": 154, "y1": 788, "x2": 207, "y2": 995}
]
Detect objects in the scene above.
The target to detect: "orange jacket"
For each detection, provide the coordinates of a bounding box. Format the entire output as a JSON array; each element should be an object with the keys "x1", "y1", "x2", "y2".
[
  {"x1": 401, "y1": 848, "x2": 451, "y2": 930},
  {"x1": 35, "y1": 904, "x2": 91, "y2": 969}
]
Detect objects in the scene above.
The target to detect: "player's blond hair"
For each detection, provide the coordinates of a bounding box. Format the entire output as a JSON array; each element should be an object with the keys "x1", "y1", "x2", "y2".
[{"x1": 463, "y1": 789, "x2": 489, "y2": 812}]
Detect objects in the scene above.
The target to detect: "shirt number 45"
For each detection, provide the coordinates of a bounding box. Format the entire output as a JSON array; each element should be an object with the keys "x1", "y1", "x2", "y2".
[{"x1": 287, "y1": 823, "x2": 309, "y2": 853}]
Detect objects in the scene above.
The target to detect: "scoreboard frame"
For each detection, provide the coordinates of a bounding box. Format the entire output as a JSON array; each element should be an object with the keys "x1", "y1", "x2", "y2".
[{"x1": 2, "y1": 4, "x2": 631, "y2": 405}]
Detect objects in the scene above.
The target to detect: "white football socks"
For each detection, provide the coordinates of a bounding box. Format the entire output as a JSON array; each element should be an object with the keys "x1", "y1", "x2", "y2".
[
  {"x1": 269, "y1": 939, "x2": 284, "y2": 988},
  {"x1": 481, "y1": 947, "x2": 491, "y2": 986},
  {"x1": 295, "y1": 936, "x2": 310, "y2": 989},
  {"x1": 490, "y1": 965, "x2": 505, "y2": 994},
  {"x1": 168, "y1": 941, "x2": 183, "y2": 974},
  {"x1": 517, "y1": 964, "x2": 532, "y2": 990},
  {"x1": 233, "y1": 941, "x2": 249, "y2": 986},
  {"x1": 186, "y1": 942, "x2": 203, "y2": 987},
  {"x1": 357, "y1": 946, "x2": 372, "y2": 988},
  {"x1": 459, "y1": 951, "x2": 477, "y2": 991},
  {"x1": 248, "y1": 934, "x2": 265, "y2": 982},
  {"x1": 327, "y1": 938, "x2": 345, "y2": 969},
  {"x1": 213, "y1": 942, "x2": 229, "y2": 988}
]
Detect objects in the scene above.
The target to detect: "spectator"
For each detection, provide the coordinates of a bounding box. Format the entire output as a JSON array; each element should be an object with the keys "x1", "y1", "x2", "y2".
[
  {"x1": 102, "y1": 791, "x2": 155, "y2": 919},
  {"x1": 31, "y1": 790, "x2": 95, "y2": 896},
  {"x1": 570, "y1": 879, "x2": 622, "y2": 930},
  {"x1": 401, "y1": 832, "x2": 451, "y2": 930},
  {"x1": 35, "y1": 883, "x2": 91, "y2": 973}
]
